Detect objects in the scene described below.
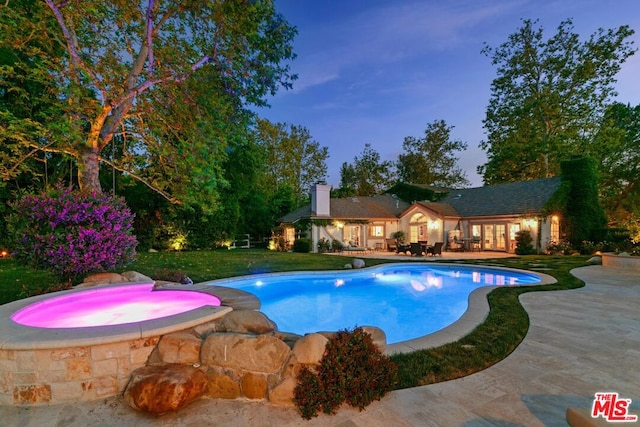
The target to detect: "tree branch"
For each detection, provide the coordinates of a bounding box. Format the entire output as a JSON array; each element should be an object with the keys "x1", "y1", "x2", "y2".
[
  {"x1": 99, "y1": 156, "x2": 180, "y2": 204},
  {"x1": 44, "y1": 0, "x2": 107, "y2": 101}
]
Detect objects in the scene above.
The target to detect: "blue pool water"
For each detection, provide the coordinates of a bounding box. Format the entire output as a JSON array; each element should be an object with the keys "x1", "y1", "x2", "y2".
[{"x1": 211, "y1": 263, "x2": 541, "y2": 344}]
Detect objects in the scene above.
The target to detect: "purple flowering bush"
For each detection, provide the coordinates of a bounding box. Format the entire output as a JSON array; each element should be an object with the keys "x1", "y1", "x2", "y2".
[{"x1": 8, "y1": 186, "x2": 137, "y2": 280}]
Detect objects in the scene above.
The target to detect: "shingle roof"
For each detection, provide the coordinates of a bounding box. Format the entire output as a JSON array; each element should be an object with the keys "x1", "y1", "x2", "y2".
[
  {"x1": 414, "y1": 201, "x2": 460, "y2": 217},
  {"x1": 438, "y1": 177, "x2": 562, "y2": 217},
  {"x1": 280, "y1": 194, "x2": 409, "y2": 224},
  {"x1": 280, "y1": 178, "x2": 561, "y2": 224}
]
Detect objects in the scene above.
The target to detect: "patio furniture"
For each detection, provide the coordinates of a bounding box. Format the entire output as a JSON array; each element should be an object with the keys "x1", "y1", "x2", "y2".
[
  {"x1": 396, "y1": 241, "x2": 411, "y2": 255},
  {"x1": 471, "y1": 236, "x2": 481, "y2": 251},
  {"x1": 385, "y1": 238, "x2": 397, "y2": 252},
  {"x1": 337, "y1": 241, "x2": 367, "y2": 253},
  {"x1": 427, "y1": 241, "x2": 444, "y2": 256},
  {"x1": 410, "y1": 242, "x2": 424, "y2": 257}
]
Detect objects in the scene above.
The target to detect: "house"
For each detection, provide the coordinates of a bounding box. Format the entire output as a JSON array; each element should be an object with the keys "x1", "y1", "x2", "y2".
[{"x1": 279, "y1": 178, "x2": 562, "y2": 253}]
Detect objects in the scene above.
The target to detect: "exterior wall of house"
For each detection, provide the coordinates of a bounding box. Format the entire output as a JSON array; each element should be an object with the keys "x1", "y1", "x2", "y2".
[
  {"x1": 398, "y1": 207, "x2": 446, "y2": 245},
  {"x1": 312, "y1": 220, "x2": 401, "y2": 252}
]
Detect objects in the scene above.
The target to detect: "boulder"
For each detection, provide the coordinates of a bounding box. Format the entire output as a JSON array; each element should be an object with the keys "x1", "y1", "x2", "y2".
[
  {"x1": 120, "y1": 271, "x2": 153, "y2": 283},
  {"x1": 156, "y1": 333, "x2": 202, "y2": 364},
  {"x1": 201, "y1": 334, "x2": 291, "y2": 374},
  {"x1": 292, "y1": 333, "x2": 328, "y2": 365},
  {"x1": 207, "y1": 372, "x2": 240, "y2": 399},
  {"x1": 123, "y1": 364, "x2": 208, "y2": 416},
  {"x1": 586, "y1": 256, "x2": 602, "y2": 265},
  {"x1": 219, "y1": 310, "x2": 276, "y2": 334},
  {"x1": 351, "y1": 258, "x2": 366, "y2": 269},
  {"x1": 241, "y1": 372, "x2": 267, "y2": 399},
  {"x1": 360, "y1": 326, "x2": 387, "y2": 352},
  {"x1": 268, "y1": 376, "x2": 297, "y2": 407},
  {"x1": 80, "y1": 272, "x2": 127, "y2": 286},
  {"x1": 344, "y1": 263, "x2": 353, "y2": 269}
]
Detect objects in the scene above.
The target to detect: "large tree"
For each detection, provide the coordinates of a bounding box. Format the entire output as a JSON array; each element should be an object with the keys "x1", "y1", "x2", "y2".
[
  {"x1": 397, "y1": 119, "x2": 470, "y2": 188},
  {"x1": 0, "y1": 0, "x2": 296, "y2": 206},
  {"x1": 254, "y1": 118, "x2": 329, "y2": 207},
  {"x1": 479, "y1": 18, "x2": 635, "y2": 184},
  {"x1": 593, "y1": 102, "x2": 640, "y2": 240},
  {"x1": 337, "y1": 144, "x2": 394, "y2": 197}
]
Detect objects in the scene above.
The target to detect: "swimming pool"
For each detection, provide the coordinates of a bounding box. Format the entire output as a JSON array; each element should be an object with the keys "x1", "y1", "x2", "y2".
[{"x1": 207, "y1": 263, "x2": 543, "y2": 344}]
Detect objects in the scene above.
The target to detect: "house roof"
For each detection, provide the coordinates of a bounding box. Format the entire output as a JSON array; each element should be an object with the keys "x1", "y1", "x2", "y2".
[
  {"x1": 437, "y1": 177, "x2": 562, "y2": 217},
  {"x1": 280, "y1": 193, "x2": 409, "y2": 224},
  {"x1": 280, "y1": 177, "x2": 562, "y2": 225},
  {"x1": 413, "y1": 201, "x2": 460, "y2": 217}
]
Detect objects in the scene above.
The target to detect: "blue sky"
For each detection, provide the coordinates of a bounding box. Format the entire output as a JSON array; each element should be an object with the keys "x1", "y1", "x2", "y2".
[{"x1": 255, "y1": 0, "x2": 640, "y2": 188}]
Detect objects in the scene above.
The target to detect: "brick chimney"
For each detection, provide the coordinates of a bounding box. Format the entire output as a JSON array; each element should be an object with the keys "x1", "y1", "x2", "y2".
[{"x1": 311, "y1": 182, "x2": 331, "y2": 216}]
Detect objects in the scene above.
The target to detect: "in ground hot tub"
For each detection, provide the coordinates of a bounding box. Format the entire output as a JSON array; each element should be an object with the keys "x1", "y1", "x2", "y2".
[{"x1": 0, "y1": 282, "x2": 257, "y2": 406}]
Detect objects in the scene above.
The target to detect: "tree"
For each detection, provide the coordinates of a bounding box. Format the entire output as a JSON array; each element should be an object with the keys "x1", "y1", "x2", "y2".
[
  {"x1": 396, "y1": 119, "x2": 470, "y2": 188},
  {"x1": 593, "y1": 102, "x2": 640, "y2": 240},
  {"x1": 255, "y1": 118, "x2": 328, "y2": 207},
  {"x1": 0, "y1": 0, "x2": 296, "y2": 207},
  {"x1": 558, "y1": 157, "x2": 607, "y2": 246},
  {"x1": 479, "y1": 18, "x2": 635, "y2": 184},
  {"x1": 337, "y1": 144, "x2": 394, "y2": 197}
]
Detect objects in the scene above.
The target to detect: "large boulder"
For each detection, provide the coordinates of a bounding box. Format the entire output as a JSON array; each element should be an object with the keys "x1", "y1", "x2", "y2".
[
  {"x1": 123, "y1": 364, "x2": 209, "y2": 416},
  {"x1": 200, "y1": 334, "x2": 290, "y2": 374},
  {"x1": 121, "y1": 271, "x2": 153, "y2": 282},
  {"x1": 77, "y1": 272, "x2": 127, "y2": 287},
  {"x1": 292, "y1": 333, "x2": 328, "y2": 365},
  {"x1": 360, "y1": 326, "x2": 387, "y2": 353},
  {"x1": 218, "y1": 310, "x2": 276, "y2": 334},
  {"x1": 351, "y1": 258, "x2": 366, "y2": 269},
  {"x1": 268, "y1": 376, "x2": 297, "y2": 407}
]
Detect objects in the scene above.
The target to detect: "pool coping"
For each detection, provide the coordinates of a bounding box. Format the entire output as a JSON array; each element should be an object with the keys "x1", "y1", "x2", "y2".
[{"x1": 0, "y1": 282, "x2": 259, "y2": 350}]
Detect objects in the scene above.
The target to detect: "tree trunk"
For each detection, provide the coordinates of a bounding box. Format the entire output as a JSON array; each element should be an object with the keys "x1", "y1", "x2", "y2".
[{"x1": 77, "y1": 146, "x2": 102, "y2": 193}]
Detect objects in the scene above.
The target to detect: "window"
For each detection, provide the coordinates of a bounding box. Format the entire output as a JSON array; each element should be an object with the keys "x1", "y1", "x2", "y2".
[
  {"x1": 370, "y1": 225, "x2": 384, "y2": 237},
  {"x1": 550, "y1": 215, "x2": 560, "y2": 243}
]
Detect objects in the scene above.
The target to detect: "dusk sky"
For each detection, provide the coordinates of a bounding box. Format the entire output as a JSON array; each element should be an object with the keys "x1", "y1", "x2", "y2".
[{"x1": 254, "y1": 0, "x2": 640, "y2": 188}]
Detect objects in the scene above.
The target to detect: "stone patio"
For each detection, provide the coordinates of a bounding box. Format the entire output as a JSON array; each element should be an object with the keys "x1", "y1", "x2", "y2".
[{"x1": 1, "y1": 265, "x2": 638, "y2": 426}]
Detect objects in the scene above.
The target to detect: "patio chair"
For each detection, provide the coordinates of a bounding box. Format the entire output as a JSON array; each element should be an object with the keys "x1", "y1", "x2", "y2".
[
  {"x1": 385, "y1": 238, "x2": 397, "y2": 252},
  {"x1": 427, "y1": 241, "x2": 444, "y2": 257},
  {"x1": 410, "y1": 242, "x2": 424, "y2": 257},
  {"x1": 396, "y1": 240, "x2": 411, "y2": 255}
]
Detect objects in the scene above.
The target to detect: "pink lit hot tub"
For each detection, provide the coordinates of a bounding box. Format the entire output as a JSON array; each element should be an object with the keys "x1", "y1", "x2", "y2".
[{"x1": 11, "y1": 283, "x2": 222, "y2": 328}]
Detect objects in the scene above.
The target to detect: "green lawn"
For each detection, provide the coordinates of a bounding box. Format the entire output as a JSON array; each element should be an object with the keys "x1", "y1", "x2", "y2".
[{"x1": 0, "y1": 250, "x2": 588, "y2": 388}]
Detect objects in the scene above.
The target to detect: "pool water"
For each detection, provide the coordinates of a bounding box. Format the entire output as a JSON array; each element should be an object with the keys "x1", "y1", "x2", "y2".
[{"x1": 213, "y1": 263, "x2": 541, "y2": 344}]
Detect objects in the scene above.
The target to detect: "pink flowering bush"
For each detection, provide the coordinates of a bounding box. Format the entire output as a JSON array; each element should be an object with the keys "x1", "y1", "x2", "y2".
[{"x1": 8, "y1": 186, "x2": 137, "y2": 280}]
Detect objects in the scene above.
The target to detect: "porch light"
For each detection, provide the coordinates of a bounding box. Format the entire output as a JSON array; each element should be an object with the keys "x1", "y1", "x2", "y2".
[
  {"x1": 524, "y1": 219, "x2": 537, "y2": 229},
  {"x1": 429, "y1": 221, "x2": 439, "y2": 230},
  {"x1": 335, "y1": 221, "x2": 344, "y2": 229}
]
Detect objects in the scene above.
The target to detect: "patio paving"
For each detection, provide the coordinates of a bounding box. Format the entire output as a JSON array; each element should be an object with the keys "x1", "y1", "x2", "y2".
[{"x1": 1, "y1": 264, "x2": 638, "y2": 426}]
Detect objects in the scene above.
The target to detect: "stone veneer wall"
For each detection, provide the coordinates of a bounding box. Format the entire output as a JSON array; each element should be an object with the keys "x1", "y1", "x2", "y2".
[
  {"x1": 601, "y1": 253, "x2": 640, "y2": 271},
  {"x1": 0, "y1": 337, "x2": 159, "y2": 406}
]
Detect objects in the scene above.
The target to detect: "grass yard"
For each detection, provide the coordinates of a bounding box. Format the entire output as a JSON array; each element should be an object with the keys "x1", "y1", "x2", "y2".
[{"x1": 0, "y1": 250, "x2": 588, "y2": 389}]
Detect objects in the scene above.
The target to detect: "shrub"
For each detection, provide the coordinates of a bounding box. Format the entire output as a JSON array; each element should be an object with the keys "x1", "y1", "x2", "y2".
[
  {"x1": 8, "y1": 186, "x2": 137, "y2": 281},
  {"x1": 317, "y1": 237, "x2": 331, "y2": 253},
  {"x1": 293, "y1": 327, "x2": 397, "y2": 419},
  {"x1": 292, "y1": 238, "x2": 311, "y2": 253},
  {"x1": 514, "y1": 230, "x2": 536, "y2": 255}
]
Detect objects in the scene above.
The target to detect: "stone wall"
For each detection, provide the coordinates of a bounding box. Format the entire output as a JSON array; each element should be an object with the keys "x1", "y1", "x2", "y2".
[
  {"x1": 123, "y1": 310, "x2": 386, "y2": 415},
  {"x1": 1, "y1": 338, "x2": 158, "y2": 406}
]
